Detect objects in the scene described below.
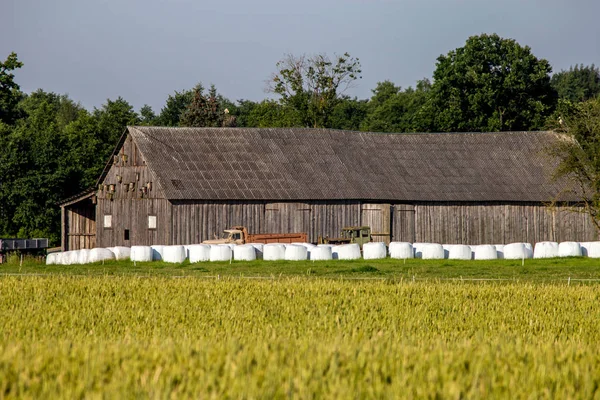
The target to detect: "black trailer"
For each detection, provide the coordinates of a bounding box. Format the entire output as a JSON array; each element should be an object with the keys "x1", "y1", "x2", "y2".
[{"x1": 0, "y1": 238, "x2": 49, "y2": 264}]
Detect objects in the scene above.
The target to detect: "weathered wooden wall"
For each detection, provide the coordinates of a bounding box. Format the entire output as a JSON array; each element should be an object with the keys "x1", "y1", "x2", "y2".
[
  {"x1": 169, "y1": 201, "x2": 362, "y2": 245},
  {"x1": 94, "y1": 197, "x2": 599, "y2": 248},
  {"x1": 96, "y1": 198, "x2": 172, "y2": 247},
  {"x1": 64, "y1": 201, "x2": 96, "y2": 250},
  {"x1": 393, "y1": 202, "x2": 598, "y2": 244}
]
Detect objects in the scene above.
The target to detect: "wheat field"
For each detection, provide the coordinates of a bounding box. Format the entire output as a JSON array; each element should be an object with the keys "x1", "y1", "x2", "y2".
[{"x1": 1, "y1": 276, "x2": 599, "y2": 398}]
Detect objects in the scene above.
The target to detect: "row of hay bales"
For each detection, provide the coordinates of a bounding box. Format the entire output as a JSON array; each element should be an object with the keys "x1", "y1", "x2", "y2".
[{"x1": 46, "y1": 241, "x2": 600, "y2": 265}]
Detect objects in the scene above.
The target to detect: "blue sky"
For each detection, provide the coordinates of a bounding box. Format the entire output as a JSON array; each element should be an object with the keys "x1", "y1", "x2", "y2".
[{"x1": 2, "y1": 0, "x2": 599, "y2": 113}]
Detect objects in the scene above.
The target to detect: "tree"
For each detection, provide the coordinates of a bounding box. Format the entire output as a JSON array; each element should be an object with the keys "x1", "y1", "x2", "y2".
[
  {"x1": 93, "y1": 97, "x2": 140, "y2": 156},
  {"x1": 551, "y1": 64, "x2": 600, "y2": 103},
  {"x1": 361, "y1": 79, "x2": 433, "y2": 133},
  {"x1": 157, "y1": 89, "x2": 194, "y2": 126},
  {"x1": 180, "y1": 84, "x2": 236, "y2": 127},
  {"x1": 428, "y1": 33, "x2": 556, "y2": 132},
  {"x1": 0, "y1": 52, "x2": 24, "y2": 126},
  {"x1": 548, "y1": 97, "x2": 600, "y2": 232},
  {"x1": 0, "y1": 91, "x2": 88, "y2": 242},
  {"x1": 245, "y1": 100, "x2": 303, "y2": 128},
  {"x1": 329, "y1": 97, "x2": 368, "y2": 131},
  {"x1": 139, "y1": 104, "x2": 157, "y2": 125},
  {"x1": 267, "y1": 52, "x2": 362, "y2": 128}
]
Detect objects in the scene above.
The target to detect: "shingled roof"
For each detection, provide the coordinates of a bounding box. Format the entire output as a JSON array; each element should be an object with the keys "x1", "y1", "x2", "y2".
[{"x1": 127, "y1": 126, "x2": 575, "y2": 202}]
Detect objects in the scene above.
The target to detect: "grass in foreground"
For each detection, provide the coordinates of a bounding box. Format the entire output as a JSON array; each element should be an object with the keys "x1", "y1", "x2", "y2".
[
  {"x1": 0, "y1": 276, "x2": 599, "y2": 398},
  {"x1": 2, "y1": 256, "x2": 600, "y2": 282}
]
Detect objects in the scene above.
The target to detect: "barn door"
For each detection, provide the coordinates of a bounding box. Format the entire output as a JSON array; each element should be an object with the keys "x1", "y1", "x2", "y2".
[
  {"x1": 361, "y1": 203, "x2": 391, "y2": 244},
  {"x1": 394, "y1": 204, "x2": 415, "y2": 243}
]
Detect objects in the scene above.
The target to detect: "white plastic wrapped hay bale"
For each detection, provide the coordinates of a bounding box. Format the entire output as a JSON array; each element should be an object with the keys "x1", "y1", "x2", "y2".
[
  {"x1": 442, "y1": 244, "x2": 452, "y2": 259},
  {"x1": 77, "y1": 249, "x2": 91, "y2": 265},
  {"x1": 389, "y1": 242, "x2": 413, "y2": 259},
  {"x1": 580, "y1": 242, "x2": 600, "y2": 258},
  {"x1": 448, "y1": 245, "x2": 472, "y2": 260},
  {"x1": 68, "y1": 251, "x2": 81, "y2": 265},
  {"x1": 263, "y1": 244, "x2": 286, "y2": 261},
  {"x1": 336, "y1": 244, "x2": 361, "y2": 260},
  {"x1": 110, "y1": 246, "x2": 130, "y2": 260},
  {"x1": 421, "y1": 244, "x2": 444, "y2": 260},
  {"x1": 494, "y1": 245, "x2": 505, "y2": 259},
  {"x1": 473, "y1": 245, "x2": 497, "y2": 260},
  {"x1": 558, "y1": 241, "x2": 582, "y2": 257},
  {"x1": 533, "y1": 242, "x2": 559, "y2": 259},
  {"x1": 88, "y1": 248, "x2": 115, "y2": 263},
  {"x1": 580, "y1": 242, "x2": 592, "y2": 257},
  {"x1": 163, "y1": 245, "x2": 186, "y2": 263},
  {"x1": 285, "y1": 244, "x2": 308, "y2": 261},
  {"x1": 131, "y1": 246, "x2": 152, "y2": 262},
  {"x1": 503, "y1": 243, "x2": 533, "y2": 260},
  {"x1": 413, "y1": 243, "x2": 430, "y2": 259},
  {"x1": 233, "y1": 245, "x2": 257, "y2": 261},
  {"x1": 151, "y1": 245, "x2": 165, "y2": 261},
  {"x1": 46, "y1": 253, "x2": 57, "y2": 265},
  {"x1": 309, "y1": 246, "x2": 332, "y2": 260},
  {"x1": 209, "y1": 245, "x2": 232, "y2": 262},
  {"x1": 52, "y1": 252, "x2": 64, "y2": 265},
  {"x1": 331, "y1": 245, "x2": 340, "y2": 260},
  {"x1": 247, "y1": 243, "x2": 264, "y2": 259},
  {"x1": 188, "y1": 244, "x2": 211, "y2": 263},
  {"x1": 363, "y1": 242, "x2": 387, "y2": 260}
]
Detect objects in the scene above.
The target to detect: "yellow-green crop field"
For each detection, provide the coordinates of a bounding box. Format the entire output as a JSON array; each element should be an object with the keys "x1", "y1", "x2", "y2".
[{"x1": 1, "y1": 276, "x2": 599, "y2": 399}]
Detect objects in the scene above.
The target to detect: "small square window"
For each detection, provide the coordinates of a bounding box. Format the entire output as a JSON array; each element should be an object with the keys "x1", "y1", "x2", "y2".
[
  {"x1": 104, "y1": 215, "x2": 112, "y2": 228},
  {"x1": 148, "y1": 215, "x2": 157, "y2": 229}
]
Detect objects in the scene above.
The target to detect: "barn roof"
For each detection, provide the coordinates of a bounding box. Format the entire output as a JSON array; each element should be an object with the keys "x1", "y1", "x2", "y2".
[{"x1": 126, "y1": 126, "x2": 575, "y2": 202}]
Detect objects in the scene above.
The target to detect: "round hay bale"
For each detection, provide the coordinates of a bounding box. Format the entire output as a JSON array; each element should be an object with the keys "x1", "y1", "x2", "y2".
[
  {"x1": 473, "y1": 245, "x2": 497, "y2": 260},
  {"x1": 363, "y1": 242, "x2": 387, "y2": 260},
  {"x1": 247, "y1": 243, "x2": 264, "y2": 259},
  {"x1": 389, "y1": 242, "x2": 413, "y2": 259},
  {"x1": 46, "y1": 253, "x2": 57, "y2": 265},
  {"x1": 448, "y1": 245, "x2": 472, "y2": 260},
  {"x1": 89, "y1": 248, "x2": 115, "y2": 263},
  {"x1": 77, "y1": 249, "x2": 91, "y2": 265},
  {"x1": 503, "y1": 243, "x2": 533, "y2": 260},
  {"x1": 558, "y1": 241, "x2": 582, "y2": 257},
  {"x1": 233, "y1": 245, "x2": 257, "y2": 261},
  {"x1": 336, "y1": 244, "x2": 361, "y2": 260},
  {"x1": 421, "y1": 244, "x2": 444, "y2": 260},
  {"x1": 130, "y1": 246, "x2": 153, "y2": 262},
  {"x1": 163, "y1": 245, "x2": 186, "y2": 263},
  {"x1": 413, "y1": 243, "x2": 432, "y2": 259},
  {"x1": 209, "y1": 245, "x2": 232, "y2": 262},
  {"x1": 188, "y1": 244, "x2": 211, "y2": 263},
  {"x1": 285, "y1": 244, "x2": 308, "y2": 261},
  {"x1": 533, "y1": 242, "x2": 559, "y2": 259},
  {"x1": 111, "y1": 246, "x2": 130, "y2": 260},
  {"x1": 151, "y1": 245, "x2": 165, "y2": 261},
  {"x1": 309, "y1": 246, "x2": 332, "y2": 260},
  {"x1": 263, "y1": 244, "x2": 286, "y2": 261},
  {"x1": 583, "y1": 242, "x2": 600, "y2": 258}
]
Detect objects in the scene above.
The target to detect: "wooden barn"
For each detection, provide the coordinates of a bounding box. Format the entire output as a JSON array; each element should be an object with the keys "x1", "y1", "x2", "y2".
[{"x1": 60, "y1": 126, "x2": 598, "y2": 251}]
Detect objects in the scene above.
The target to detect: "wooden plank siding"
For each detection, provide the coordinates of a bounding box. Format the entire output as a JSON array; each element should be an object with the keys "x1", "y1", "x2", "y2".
[
  {"x1": 408, "y1": 202, "x2": 598, "y2": 245},
  {"x1": 95, "y1": 198, "x2": 171, "y2": 247},
  {"x1": 65, "y1": 203, "x2": 96, "y2": 250},
  {"x1": 93, "y1": 200, "x2": 599, "y2": 248}
]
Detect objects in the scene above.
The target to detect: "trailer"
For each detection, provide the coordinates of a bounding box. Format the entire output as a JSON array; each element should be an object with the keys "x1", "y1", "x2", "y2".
[
  {"x1": 0, "y1": 238, "x2": 49, "y2": 264},
  {"x1": 203, "y1": 226, "x2": 307, "y2": 245}
]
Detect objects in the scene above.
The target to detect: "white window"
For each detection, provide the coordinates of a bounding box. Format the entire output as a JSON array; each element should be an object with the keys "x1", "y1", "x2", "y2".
[
  {"x1": 148, "y1": 215, "x2": 157, "y2": 229},
  {"x1": 104, "y1": 215, "x2": 112, "y2": 228}
]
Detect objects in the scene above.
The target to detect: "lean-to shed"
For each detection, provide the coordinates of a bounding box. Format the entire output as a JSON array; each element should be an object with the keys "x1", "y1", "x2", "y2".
[{"x1": 60, "y1": 126, "x2": 597, "y2": 250}]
